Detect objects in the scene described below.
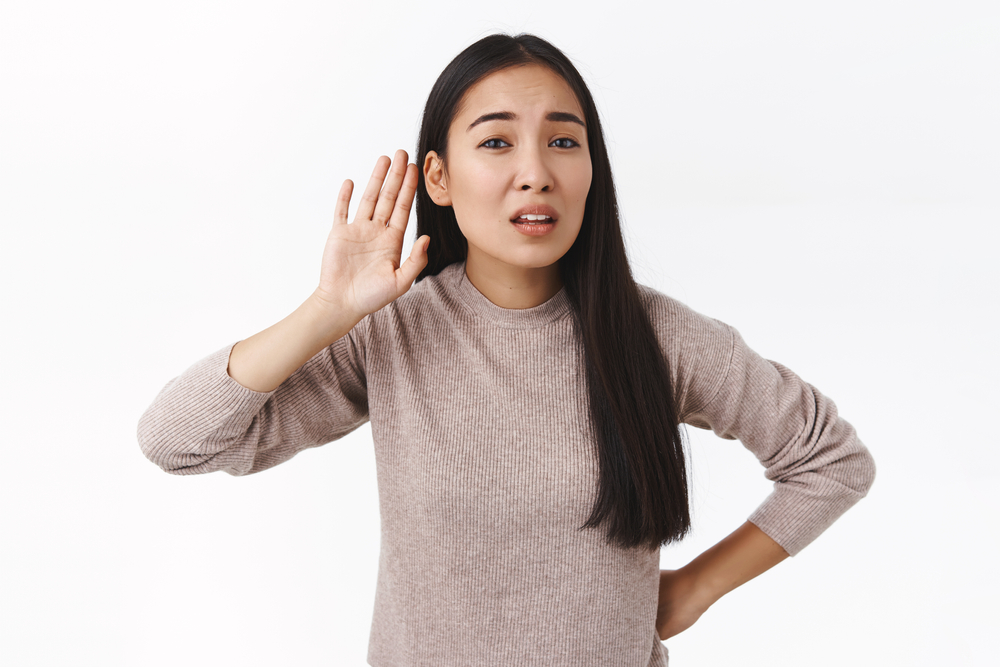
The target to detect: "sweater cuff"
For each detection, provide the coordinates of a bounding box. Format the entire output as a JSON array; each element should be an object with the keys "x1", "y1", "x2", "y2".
[
  {"x1": 746, "y1": 473, "x2": 868, "y2": 557},
  {"x1": 177, "y1": 341, "x2": 275, "y2": 424}
]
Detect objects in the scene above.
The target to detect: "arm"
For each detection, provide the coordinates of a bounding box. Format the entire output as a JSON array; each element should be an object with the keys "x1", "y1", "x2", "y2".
[
  {"x1": 687, "y1": 323, "x2": 877, "y2": 558},
  {"x1": 136, "y1": 309, "x2": 371, "y2": 476},
  {"x1": 656, "y1": 521, "x2": 789, "y2": 640},
  {"x1": 230, "y1": 149, "x2": 425, "y2": 394},
  {"x1": 228, "y1": 292, "x2": 364, "y2": 393},
  {"x1": 642, "y1": 293, "x2": 876, "y2": 640},
  {"x1": 137, "y1": 150, "x2": 429, "y2": 476}
]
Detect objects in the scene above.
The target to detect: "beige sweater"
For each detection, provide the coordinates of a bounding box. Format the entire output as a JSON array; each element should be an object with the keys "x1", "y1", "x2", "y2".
[{"x1": 137, "y1": 260, "x2": 875, "y2": 666}]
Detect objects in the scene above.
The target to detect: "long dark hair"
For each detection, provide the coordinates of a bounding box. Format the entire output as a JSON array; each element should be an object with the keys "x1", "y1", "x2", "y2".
[{"x1": 414, "y1": 33, "x2": 689, "y2": 551}]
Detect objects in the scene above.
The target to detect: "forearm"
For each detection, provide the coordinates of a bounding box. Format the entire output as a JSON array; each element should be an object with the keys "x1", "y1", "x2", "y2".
[
  {"x1": 228, "y1": 292, "x2": 362, "y2": 393},
  {"x1": 682, "y1": 520, "x2": 789, "y2": 605}
]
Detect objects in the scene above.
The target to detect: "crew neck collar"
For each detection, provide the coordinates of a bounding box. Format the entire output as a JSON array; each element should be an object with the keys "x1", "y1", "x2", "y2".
[{"x1": 447, "y1": 260, "x2": 572, "y2": 329}]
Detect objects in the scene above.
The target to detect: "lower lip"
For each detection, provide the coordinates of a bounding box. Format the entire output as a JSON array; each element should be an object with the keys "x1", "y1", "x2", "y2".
[{"x1": 511, "y1": 220, "x2": 556, "y2": 236}]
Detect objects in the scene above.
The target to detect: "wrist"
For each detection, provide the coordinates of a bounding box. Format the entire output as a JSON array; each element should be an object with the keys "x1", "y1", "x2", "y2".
[
  {"x1": 675, "y1": 521, "x2": 790, "y2": 608},
  {"x1": 308, "y1": 288, "x2": 363, "y2": 325},
  {"x1": 300, "y1": 291, "x2": 364, "y2": 349}
]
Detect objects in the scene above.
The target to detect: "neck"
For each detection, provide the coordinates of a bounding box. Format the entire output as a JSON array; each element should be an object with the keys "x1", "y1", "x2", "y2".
[{"x1": 464, "y1": 252, "x2": 564, "y2": 310}]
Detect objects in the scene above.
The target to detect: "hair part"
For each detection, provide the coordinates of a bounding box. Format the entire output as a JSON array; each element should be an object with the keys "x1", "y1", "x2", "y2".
[{"x1": 414, "y1": 33, "x2": 690, "y2": 551}]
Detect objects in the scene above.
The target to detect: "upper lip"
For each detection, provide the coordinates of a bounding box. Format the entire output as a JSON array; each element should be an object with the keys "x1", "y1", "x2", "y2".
[{"x1": 510, "y1": 204, "x2": 559, "y2": 222}]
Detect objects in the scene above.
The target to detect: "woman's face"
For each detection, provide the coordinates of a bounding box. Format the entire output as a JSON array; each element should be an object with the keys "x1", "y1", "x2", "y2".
[{"x1": 423, "y1": 64, "x2": 593, "y2": 285}]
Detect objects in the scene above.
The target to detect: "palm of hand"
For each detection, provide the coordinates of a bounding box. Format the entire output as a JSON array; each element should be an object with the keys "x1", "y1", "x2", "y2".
[{"x1": 316, "y1": 150, "x2": 429, "y2": 318}]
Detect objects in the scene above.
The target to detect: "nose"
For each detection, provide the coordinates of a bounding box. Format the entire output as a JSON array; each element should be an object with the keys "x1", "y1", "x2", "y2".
[{"x1": 515, "y1": 145, "x2": 554, "y2": 192}]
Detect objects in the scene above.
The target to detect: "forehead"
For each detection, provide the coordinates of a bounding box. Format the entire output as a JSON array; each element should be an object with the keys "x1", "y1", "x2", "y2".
[{"x1": 454, "y1": 64, "x2": 585, "y2": 123}]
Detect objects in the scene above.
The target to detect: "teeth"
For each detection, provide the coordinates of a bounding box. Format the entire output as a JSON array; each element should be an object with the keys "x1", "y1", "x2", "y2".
[{"x1": 519, "y1": 214, "x2": 551, "y2": 221}]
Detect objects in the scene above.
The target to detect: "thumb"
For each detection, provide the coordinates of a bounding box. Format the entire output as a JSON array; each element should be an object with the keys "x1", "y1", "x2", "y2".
[{"x1": 396, "y1": 235, "x2": 430, "y2": 291}]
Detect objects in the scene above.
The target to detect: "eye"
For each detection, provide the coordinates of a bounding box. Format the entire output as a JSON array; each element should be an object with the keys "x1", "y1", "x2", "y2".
[
  {"x1": 480, "y1": 138, "x2": 511, "y2": 149},
  {"x1": 550, "y1": 137, "x2": 580, "y2": 149}
]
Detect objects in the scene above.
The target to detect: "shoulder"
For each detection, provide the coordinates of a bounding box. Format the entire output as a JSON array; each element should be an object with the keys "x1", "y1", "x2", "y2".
[
  {"x1": 635, "y1": 283, "x2": 737, "y2": 419},
  {"x1": 635, "y1": 283, "x2": 734, "y2": 356}
]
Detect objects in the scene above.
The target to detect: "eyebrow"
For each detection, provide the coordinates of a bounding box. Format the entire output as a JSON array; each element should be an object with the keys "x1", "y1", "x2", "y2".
[{"x1": 466, "y1": 110, "x2": 586, "y2": 132}]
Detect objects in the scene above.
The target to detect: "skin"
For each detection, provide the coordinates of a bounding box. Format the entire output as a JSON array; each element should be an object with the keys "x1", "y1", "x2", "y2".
[
  {"x1": 284, "y1": 66, "x2": 791, "y2": 643},
  {"x1": 423, "y1": 64, "x2": 592, "y2": 309},
  {"x1": 656, "y1": 521, "x2": 789, "y2": 640}
]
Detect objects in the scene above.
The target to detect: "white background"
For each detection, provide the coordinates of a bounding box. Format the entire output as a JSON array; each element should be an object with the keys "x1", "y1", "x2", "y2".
[{"x1": 1, "y1": 1, "x2": 997, "y2": 665}]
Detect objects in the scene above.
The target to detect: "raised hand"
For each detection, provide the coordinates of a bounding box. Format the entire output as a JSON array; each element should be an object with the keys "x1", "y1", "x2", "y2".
[{"x1": 313, "y1": 149, "x2": 430, "y2": 321}]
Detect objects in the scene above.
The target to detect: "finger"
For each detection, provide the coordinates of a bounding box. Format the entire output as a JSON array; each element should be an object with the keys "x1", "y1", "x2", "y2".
[
  {"x1": 333, "y1": 179, "x2": 353, "y2": 226},
  {"x1": 371, "y1": 149, "x2": 409, "y2": 226},
  {"x1": 387, "y1": 163, "x2": 419, "y2": 231},
  {"x1": 396, "y1": 235, "x2": 429, "y2": 291},
  {"x1": 356, "y1": 155, "x2": 391, "y2": 222}
]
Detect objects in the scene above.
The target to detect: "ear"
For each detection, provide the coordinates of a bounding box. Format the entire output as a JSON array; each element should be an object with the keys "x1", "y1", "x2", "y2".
[{"x1": 423, "y1": 151, "x2": 452, "y2": 206}]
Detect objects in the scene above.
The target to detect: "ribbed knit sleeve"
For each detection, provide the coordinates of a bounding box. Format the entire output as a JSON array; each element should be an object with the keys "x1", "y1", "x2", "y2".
[
  {"x1": 641, "y1": 287, "x2": 876, "y2": 557},
  {"x1": 137, "y1": 316, "x2": 370, "y2": 476}
]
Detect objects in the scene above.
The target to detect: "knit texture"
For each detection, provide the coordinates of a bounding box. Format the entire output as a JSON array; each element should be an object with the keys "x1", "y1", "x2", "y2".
[{"x1": 137, "y1": 260, "x2": 875, "y2": 666}]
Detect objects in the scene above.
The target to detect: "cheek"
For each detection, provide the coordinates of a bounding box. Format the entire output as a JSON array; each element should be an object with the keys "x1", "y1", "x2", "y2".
[
  {"x1": 453, "y1": 163, "x2": 503, "y2": 206},
  {"x1": 571, "y1": 164, "x2": 593, "y2": 208}
]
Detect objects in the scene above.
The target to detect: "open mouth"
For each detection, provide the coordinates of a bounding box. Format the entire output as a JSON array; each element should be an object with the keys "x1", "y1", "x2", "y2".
[
  {"x1": 510, "y1": 214, "x2": 555, "y2": 224},
  {"x1": 510, "y1": 213, "x2": 557, "y2": 236}
]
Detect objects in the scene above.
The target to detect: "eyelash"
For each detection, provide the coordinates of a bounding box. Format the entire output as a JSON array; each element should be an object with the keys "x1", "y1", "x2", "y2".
[{"x1": 479, "y1": 138, "x2": 580, "y2": 149}]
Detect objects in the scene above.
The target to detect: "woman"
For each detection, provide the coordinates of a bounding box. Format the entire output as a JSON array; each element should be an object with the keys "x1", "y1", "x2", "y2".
[{"x1": 138, "y1": 33, "x2": 876, "y2": 666}]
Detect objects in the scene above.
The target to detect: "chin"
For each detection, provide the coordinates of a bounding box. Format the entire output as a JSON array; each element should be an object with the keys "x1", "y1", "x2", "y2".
[{"x1": 501, "y1": 250, "x2": 567, "y2": 270}]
